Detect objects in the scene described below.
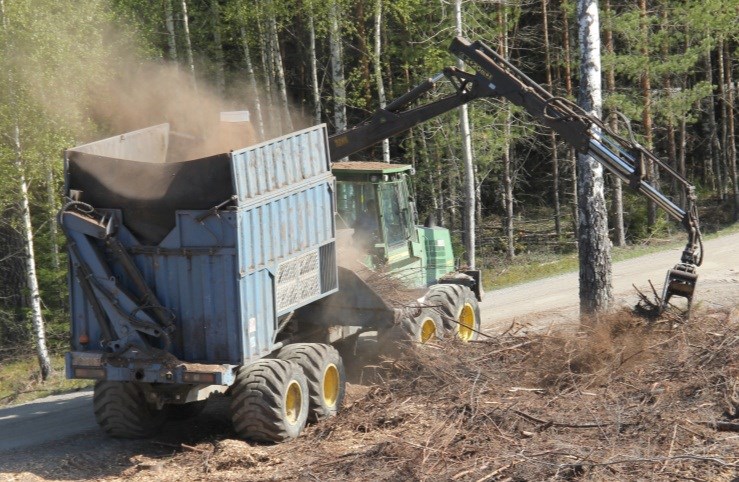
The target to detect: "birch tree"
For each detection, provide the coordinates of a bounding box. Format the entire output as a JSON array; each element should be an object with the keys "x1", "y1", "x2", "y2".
[
  {"x1": 240, "y1": 28, "x2": 265, "y2": 140},
  {"x1": 329, "y1": 0, "x2": 347, "y2": 136},
  {"x1": 724, "y1": 42, "x2": 738, "y2": 221},
  {"x1": 180, "y1": 0, "x2": 197, "y2": 89},
  {"x1": 576, "y1": 0, "x2": 612, "y2": 316},
  {"x1": 266, "y1": 0, "x2": 292, "y2": 131},
  {"x1": 0, "y1": 0, "x2": 52, "y2": 379},
  {"x1": 639, "y1": 0, "x2": 657, "y2": 229},
  {"x1": 374, "y1": 0, "x2": 390, "y2": 163},
  {"x1": 210, "y1": 0, "x2": 226, "y2": 96},
  {"x1": 455, "y1": 0, "x2": 476, "y2": 268},
  {"x1": 165, "y1": 0, "x2": 178, "y2": 62},
  {"x1": 542, "y1": 0, "x2": 561, "y2": 237},
  {"x1": 498, "y1": 4, "x2": 515, "y2": 260},
  {"x1": 307, "y1": 5, "x2": 321, "y2": 125}
]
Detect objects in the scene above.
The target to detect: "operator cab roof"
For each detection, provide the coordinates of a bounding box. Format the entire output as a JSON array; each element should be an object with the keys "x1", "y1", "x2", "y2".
[{"x1": 331, "y1": 161, "x2": 412, "y2": 174}]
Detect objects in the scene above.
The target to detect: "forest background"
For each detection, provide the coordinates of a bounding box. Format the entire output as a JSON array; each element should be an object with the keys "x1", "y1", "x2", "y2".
[{"x1": 0, "y1": 0, "x2": 736, "y2": 385}]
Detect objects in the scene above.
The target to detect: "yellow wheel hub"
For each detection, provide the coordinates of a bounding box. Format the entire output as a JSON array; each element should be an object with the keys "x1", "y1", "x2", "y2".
[
  {"x1": 457, "y1": 303, "x2": 475, "y2": 342},
  {"x1": 284, "y1": 380, "x2": 302, "y2": 425},
  {"x1": 322, "y1": 364, "x2": 340, "y2": 408},
  {"x1": 420, "y1": 317, "x2": 437, "y2": 343}
]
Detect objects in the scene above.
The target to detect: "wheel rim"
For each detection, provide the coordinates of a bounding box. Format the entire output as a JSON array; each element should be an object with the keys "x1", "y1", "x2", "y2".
[
  {"x1": 457, "y1": 303, "x2": 475, "y2": 341},
  {"x1": 322, "y1": 364, "x2": 340, "y2": 408},
  {"x1": 284, "y1": 380, "x2": 303, "y2": 425},
  {"x1": 420, "y1": 317, "x2": 437, "y2": 343}
]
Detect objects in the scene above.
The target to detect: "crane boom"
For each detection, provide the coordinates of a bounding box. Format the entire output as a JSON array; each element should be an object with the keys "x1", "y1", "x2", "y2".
[{"x1": 328, "y1": 36, "x2": 703, "y2": 311}]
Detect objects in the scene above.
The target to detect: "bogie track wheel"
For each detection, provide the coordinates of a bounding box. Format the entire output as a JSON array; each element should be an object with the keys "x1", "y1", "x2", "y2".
[
  {"x1": 401, "y1": 307, "x2": 444, "y2": 343},
  {"x1": 456, "y1": 287, "x2": 481, "y2": 341},
  {"x1": 423, "y1": 284, "x2": 465, "y2": 334},
  {"x1": 230, "y1": 359, "x2": 309, "y2": 442},
  {"x1": 93, "y1": 381, "x2": 167, "y2": 439},
  {"x1": 277, "y1": 343, "x2": 346, "y2": 421}
]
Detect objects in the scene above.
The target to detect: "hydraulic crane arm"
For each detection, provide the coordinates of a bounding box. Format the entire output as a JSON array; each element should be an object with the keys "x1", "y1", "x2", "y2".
[
  {"x1": 449, "y1": 38, "x2": 702, "y2": 264},
  {"x1": 329, "y1": 36, "x2": 703, "y2": 311},
  {"x1": 328, "y1": 68, "x2": 497, "y2": 161}
]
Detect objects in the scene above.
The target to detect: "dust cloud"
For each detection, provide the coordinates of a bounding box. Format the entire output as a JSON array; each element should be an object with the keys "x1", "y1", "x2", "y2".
[
  {"x1": 83, "y1": 61, "x2": 316, "y2": 160},
  {"x1": 19, "y1": 19, "x2": 312, "y2": 161}
]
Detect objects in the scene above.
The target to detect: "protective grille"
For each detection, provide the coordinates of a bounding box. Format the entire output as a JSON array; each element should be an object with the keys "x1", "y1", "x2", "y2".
[
  {"x1": 319, "y1": 242, "x2": 338, "y2": 293},
  {"x1": 275, "y1": 249, "x2": 321, "y2": 312}
]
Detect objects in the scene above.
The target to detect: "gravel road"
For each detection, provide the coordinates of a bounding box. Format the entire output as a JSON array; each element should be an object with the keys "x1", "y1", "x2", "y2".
[
  {"x1": 1, "y1": 231, "x2": 736, "y2": 470},
  {"x1": 480, "y1": 230, "x2": 738, "y2": 332}
]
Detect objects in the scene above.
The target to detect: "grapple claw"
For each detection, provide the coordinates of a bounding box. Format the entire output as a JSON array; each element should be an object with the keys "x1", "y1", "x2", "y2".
[{"x1": 660, "y1": 263, "x2": 698, "y2": 313}]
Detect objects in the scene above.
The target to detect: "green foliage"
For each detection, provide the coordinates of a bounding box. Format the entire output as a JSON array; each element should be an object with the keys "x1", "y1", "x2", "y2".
[
  {"x1": 0, "y1": 0, "x2": 132, "y2": 358},
  {"x1": 0, "y1": 355, "x2": 92, "y2": 406},
  {"x1": 1, "y1": 0, "x2": 737, "y2": 366}
]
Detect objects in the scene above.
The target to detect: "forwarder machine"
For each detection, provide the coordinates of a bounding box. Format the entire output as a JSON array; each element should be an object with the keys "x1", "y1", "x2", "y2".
[
  {"x1": 61, "y1": 37, "x2": 702, "y2": 442},
  {"x1": 327, "y1": 37, "x2": 702, "y2": 313}
]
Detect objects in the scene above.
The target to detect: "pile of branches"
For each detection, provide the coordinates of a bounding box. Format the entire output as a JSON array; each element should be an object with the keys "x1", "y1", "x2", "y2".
[{"x1": 122, "y1": 306, "x2": 739, "y2": 481}]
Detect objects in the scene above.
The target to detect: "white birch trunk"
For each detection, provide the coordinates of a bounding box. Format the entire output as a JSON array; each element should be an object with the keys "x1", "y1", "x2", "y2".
[
  {"x1": 374, "y1": 0, "x2": 390, "y2": 163},
  {"x1": 268, "y1": 8, "x2": 292, "y2": 131},
  {"x1": 165, "y1": 0, "x2": 178, "y2": 62},
  {"x1": 329, "y1": 1, "x2": 347, "y2": 135},
  {"x1": 240, "y1": 28, "x2": 265, "y2": 140},
  {"x1": 503, "y1": 106, "x2": 515, "y2": 260},
  {"x1": 576, "y1": 0, "x2": 612, "y2": 316},
  {"x1": 308, "y1": 13, "x2": 321, "y2": 125},
  {"x1": 455, "y1": 0, "x2": 476, "y2": 268},
  {"x1": 499, "y1": 6, "x2": 515, "y2": 260},
  {"x1": 1, "y1": 0, "x2": 52, "y2": 380},
  {"x1": 180, "y1": 0, "x2": 197, "y2": 90},
  {"x1": 258, "y1": 10, "x2": 280, "y2": 134},
  {"x1": 15, "y1": 128, "x2": 53, "y2": 380},
  {"x1": 258, "y1": 16, "x2": 273, "y2": 101}
]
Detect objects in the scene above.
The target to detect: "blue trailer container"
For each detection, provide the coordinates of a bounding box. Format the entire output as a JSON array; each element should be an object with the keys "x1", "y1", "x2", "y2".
[{"x1": 60, "y1": 124, "x2": 351, "y2": 441}]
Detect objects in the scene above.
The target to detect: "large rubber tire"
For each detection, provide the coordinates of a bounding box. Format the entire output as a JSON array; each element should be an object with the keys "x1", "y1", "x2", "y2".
[
  {"x1": 401, "y1": 307, "x2": 444, "y2": 344},
  {"x1": 93, "y1": 381, "x2": 167, "y2": 439},
  {"x1": 424, "y1": 284, "x2": 481, "y2": 341},
  {"x1": 423, "y1": 284, "x2": 465, "y2": 333},
  {"x1": 455, "y1": 287, "x2": 482, "y2": 341},
  {"x1": 166, "y1": 400, "x2": 207, "y2": 421},
  {"x1": 277, "y1": 343, "x2": 346, "y2": 422},
  {"x1": 230, "y1": 359, "x2": 309, "y2": 442}
]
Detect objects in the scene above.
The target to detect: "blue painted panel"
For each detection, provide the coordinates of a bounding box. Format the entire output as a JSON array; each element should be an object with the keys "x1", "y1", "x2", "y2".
[
  {"x1": 230, "y1": 125, "x2": 331, "y2": 202},
  {"x1": 68, "y1": 124, "x2": 338, "y2": 368},
  {"x1": 239, "y1": 269, "x2": 275, "y2": 362},
  {"x1": 235, "y1": 182, "x2": 334, "y2": 274}
]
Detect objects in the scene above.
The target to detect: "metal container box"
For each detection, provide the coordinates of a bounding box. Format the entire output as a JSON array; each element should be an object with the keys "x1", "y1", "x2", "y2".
[{"x1": 65, "y1": 124, "x2": 337, "y2": 367}]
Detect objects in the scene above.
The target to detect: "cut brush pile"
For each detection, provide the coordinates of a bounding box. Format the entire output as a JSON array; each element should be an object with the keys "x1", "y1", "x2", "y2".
[{"x1": 75, "y1": 306, "x2": 739, "y2": 481}]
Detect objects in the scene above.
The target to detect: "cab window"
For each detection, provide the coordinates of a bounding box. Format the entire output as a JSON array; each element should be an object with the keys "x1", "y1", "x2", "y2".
[
  {"x1": 336, "y1": 182, "x2": 376, "y2": 229},
  {"x1": 379, "y1": 183, "x2": 406, "y2": 247}
]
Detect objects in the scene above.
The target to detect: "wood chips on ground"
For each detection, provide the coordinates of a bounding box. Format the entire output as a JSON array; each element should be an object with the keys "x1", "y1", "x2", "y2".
[{"x1": 5, "y1": 305, "x2": 739, "y2": 481}]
